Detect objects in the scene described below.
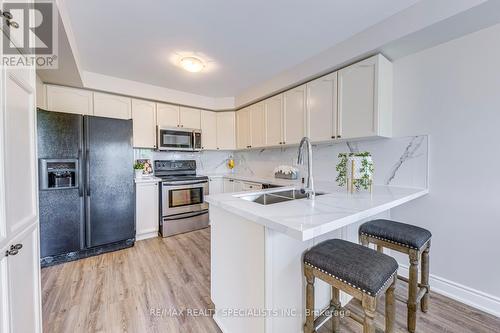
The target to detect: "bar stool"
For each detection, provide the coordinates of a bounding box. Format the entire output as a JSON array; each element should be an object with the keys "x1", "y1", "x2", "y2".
[
  {"x1": 359, "y1": 219, "x2": 432, "y2": 333},
  {"x1": 303, "y1": 239, "x2": 398, "y2": 333}
]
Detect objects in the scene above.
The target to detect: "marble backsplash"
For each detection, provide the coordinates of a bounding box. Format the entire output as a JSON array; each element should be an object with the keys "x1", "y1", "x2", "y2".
[{"x1": 135, "y1": 135, "x2": 428, "y2": 189}]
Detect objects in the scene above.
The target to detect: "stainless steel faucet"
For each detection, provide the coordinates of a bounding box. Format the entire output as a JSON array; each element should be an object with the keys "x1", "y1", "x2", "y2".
[{"x1": 297, "y1": 137, "x2": 315, "y2": 199}]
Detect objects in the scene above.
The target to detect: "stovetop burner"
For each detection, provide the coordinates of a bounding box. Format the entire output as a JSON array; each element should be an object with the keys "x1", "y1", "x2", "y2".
[{"x1": 153, "y1": 160, "x2": 207, "y2": 182}]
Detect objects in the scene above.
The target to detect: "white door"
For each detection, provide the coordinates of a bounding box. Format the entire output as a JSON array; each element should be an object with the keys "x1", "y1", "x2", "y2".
[
  {"x1": 0, "y1": 15, "x2": 42, "y2": 332},
  {"x1": 132, "y1": 99, "x2": 156, "y2": 148},
  {"x1": 179, "y1": 106, "x2": 201, "y2": 129},
  {"x1": 93, "y1": 92, "x2": 132, "y2": 119},
  {"x1": 264, "y1": 94, "x2": 283, "y2": 146},
  {"x1": 216, "y1": 112, "x2": 236, "y2": 150},
  {"x1": 338, "y1": 57, "x2": 376, "y2": 139},
  {"x1": 283, "y1": 85, "x2": 306, "y2": 145},
  {"x1": 250, "y1": 102, "x2": 265, "y2": 148},
  {"x1": 307, "y1": 72, "x2": 338, "y2": 142},
  {"x1": 156, "y1": 103, "x2": 179, "y2": 128},
  {"x1": 201, "y1": 110, "x2": 217, "y2": 150},
  {"x1": 236, "y1": 107, "x2": 250, "y2": 149},
  {"x1": 135, "y1": 182, "x2": 159, "y2": 240},
  {"x1": 46, "y1": 85, "x2": 93, "y2": 115}
]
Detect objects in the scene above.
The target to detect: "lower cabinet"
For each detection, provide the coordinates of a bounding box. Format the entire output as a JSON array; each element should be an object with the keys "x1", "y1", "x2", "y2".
[
  {"x1": 209, "y1": 177, "x2": 224, "y2": 194},
  {"x1": 222, "y1": 178, "x2": 263, "y2": 193},
  {"x1": 135, "y1": 181, "x2": 159, "y2": 240},
  {"x1": 0, "y1": 224, "x2": 42, "y2": 333}
]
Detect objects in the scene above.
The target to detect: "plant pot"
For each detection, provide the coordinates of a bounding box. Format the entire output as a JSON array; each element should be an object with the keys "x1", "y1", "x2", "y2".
[{"x1": 135, "y1": 170, "x2": 144, "y2": 178}]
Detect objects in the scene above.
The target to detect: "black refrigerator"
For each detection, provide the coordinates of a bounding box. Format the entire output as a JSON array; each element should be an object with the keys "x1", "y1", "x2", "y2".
[{"x1": 37, "y1": 109, "x2": 135, "y2": 267}]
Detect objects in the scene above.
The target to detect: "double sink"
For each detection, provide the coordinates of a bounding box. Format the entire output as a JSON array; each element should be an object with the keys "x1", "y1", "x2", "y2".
[{"x1": 239, "y1": 188, "x2": 325, "y2": 205}]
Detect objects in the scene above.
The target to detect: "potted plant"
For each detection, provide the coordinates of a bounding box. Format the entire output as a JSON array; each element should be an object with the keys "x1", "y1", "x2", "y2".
[
  {"x1": 336, "y1": 152, "x2": 374, "y2": 192},
  {"x1": 133, "y1": 162, "x2": 145, "y2": 178}
]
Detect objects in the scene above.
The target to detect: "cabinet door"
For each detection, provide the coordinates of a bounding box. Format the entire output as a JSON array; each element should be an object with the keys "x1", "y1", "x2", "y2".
[
  {"x1": 241, "y1": 182, "x2": 262, "y2": 191},
  {"x1": 93, "y1": 92, "x2": 132, "y2": 119},
  {"x1": 156, "y1": 103, "x2": 179, "y2": 128},
  {"x1": 46, "y1": 85, "x2": 93, "y2": 115},
  {"x1": 132, "y1": 99, "x2": 157, "y2": 148},
  {"x1": 216, "y1": 112, "x2": 236, "y2": 150},
  {"x1": 283, "y1": 85, "x2": 306, "y2": 145},
  {"x1": 179, "y1": 106, "x2": 201, "y2": 129},
  {"x1": 265, "y1": 94, "x2": 283, "y2": 146},
  {"x1": 233, "y1": 180, "x2": 243, "y2": 192},
  {"x1": 223, "y1": 179, "x2": 235, "y2": 193},
  {"x1": 3, "y1": 225, "x2": 41, "y2": 333},
  {"x1": 307, "y1": 72, "x2": 338, "y2": 142},
  {"x1": 338, "y1": 57, "x2": 376, "y2": 139},
  {"x1": 201, "y1": 110, "x2": 217, "y2": 150},
  {"x1": 135, "y1": 182, "x2": 159, "y2": 240},
  {"x1": 236, "y1": 107, "x2": 251, "y2": 149},
  {"x1": 209, "y1": 178, "x2": 224, "y2": 194},
  {"x1": 250, "y1": 102, "x2": 265, "y2": 148}
]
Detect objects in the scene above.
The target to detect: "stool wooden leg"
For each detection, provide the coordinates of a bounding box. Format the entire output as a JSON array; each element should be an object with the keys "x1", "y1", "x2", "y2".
[
  {"x1": 408, "y1": 249, "x2": 419, "y2": 333},
  {"x1": 421, "y1": 245, "x2": 430, "y2": 313},
  {"x1": 360, "y1": 234, "x2": 369, "y2": 247},
  {"x1": 330, "y1": 287, "x2": 340, "y2": 332},
  {"x1": 385, "y1": 276, "x2": 396, "y2": 333},
  {"x1": 376, "y1": 244, "x2": 384, "y2": 253},
  {"x1": 362, "y1": 295, "x2": 376, "y2": 333},
  {"x1": 304, "y1": 265, "x2": 316, "y2": 333}
]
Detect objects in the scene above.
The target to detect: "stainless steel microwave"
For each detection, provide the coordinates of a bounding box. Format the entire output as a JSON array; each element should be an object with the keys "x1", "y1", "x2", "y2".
[{"x1": 157, "y1": 127, "x2": 202, "y2": 151}]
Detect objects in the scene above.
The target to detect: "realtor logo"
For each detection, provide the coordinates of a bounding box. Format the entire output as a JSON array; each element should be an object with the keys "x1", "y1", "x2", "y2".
[{"x1": 1, "y1": 1, "x2": 58, "y2": 68}]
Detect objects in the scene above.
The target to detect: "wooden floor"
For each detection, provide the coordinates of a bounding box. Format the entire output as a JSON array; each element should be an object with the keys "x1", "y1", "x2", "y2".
[{"x1": 42, "y1": 228, "x2": 500, "y2": 333}]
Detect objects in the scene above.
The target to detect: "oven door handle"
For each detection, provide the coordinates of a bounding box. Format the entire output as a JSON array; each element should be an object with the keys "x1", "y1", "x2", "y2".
[
  {"x1": 162, "y1": 180, "x2": 208, "y2": 187},
  {"x1": 162, "y1": 210, "x2": 208, "y2": 221}
]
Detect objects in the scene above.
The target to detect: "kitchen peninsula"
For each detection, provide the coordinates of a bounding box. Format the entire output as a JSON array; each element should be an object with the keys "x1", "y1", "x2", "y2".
[{"x1": 206, "y1": 183, "x2": 428, "y2": 333}]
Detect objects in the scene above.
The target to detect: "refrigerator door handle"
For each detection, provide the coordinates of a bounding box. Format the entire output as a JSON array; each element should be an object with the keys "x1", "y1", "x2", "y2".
[
  {"x1": 78, "y1": 149, "x2": 83, "y2": 197},
  {"x1": 86, "y1": 149, "x2": 90, "y2": 196}
]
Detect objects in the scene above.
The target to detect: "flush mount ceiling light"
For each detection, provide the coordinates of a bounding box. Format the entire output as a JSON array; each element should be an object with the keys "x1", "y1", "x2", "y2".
[{"x1": 179, "y1": 56, "x2": 205, "y2": 73}]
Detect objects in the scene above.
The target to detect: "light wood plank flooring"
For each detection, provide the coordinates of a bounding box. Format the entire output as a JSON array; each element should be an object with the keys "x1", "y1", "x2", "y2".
[{"x1": 42, "y1": 228, "x2": 500, "y2": 333}]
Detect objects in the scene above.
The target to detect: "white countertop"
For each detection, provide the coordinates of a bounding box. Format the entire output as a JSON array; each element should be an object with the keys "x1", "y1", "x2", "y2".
[
  {"x1": 134, "y1": 176, "x2": 161, "y2": 183},
  {"x1": 202, "y1": 173, "x2": 302, "y2": 187},
  {"x1": 206, "y1": 182, "x2": 428, "y2": 241}
]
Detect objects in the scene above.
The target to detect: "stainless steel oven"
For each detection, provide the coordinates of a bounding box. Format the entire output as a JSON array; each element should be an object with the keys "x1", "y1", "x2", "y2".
[
  {"x1": 155, "y1": 160, "x2": 209, "y2": 237},
  {"x1": 157, "y1": 127, "x2": 202, "y2": 151}
]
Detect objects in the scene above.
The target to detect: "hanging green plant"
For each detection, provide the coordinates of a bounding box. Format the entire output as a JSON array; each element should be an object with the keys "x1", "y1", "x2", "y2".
[{"x1": 336, "y1": 152, "x2": 374, "y2": 191}]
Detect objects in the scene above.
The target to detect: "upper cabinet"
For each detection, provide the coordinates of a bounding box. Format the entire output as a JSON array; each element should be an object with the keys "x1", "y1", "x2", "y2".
[
  {"x1": 216, "y1": 112, "x2": 236, "y2": 150},
  {"x1": 93, "y1": 92, "x2": 132, "y2": 119},
  {"x1": 201, "y1": 110, "x2": 217, "y2": 150},
  {"x1": 236, "y1": 107, "x2": 251, "y2": 149},
  {"x1": 156, "y1": 103, "x2": 180, "y2": 128},
  {"x1": 156, "y1": 104, "x2": 201, "y2": 129},
  {"x1": 179, "y1": 107, "x2": 201, "y2": 129},
  {"x1": 250, "y1": 102, "x2": 265, "y2": 148},
  {"x1": 264, "y1": 94, "x2": 284, "y2": 146},
  {"x1": 132, "y1": 99, "x2": 156, "y2": 149},
  {"x1": 307, "y1": 72, "x2": 338, "y2": 142},
  {"x1": 46, "y1": 85, "x2": 93, "y2": 115},
  {"x1": 338, "y1": 54, "x2": 392, "y2": 139},
  {"x1": 283, "y1": 84, "x2": 307, "y2": 145}
]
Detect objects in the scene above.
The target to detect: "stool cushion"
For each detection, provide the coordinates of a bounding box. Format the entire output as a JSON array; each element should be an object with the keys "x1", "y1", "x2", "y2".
[
  {"x1": 303, "y1": 239, "x2": 398, "y2": 296},
  {"x1": 359, "y1": 219, "x2": 432, "y2": 250}
]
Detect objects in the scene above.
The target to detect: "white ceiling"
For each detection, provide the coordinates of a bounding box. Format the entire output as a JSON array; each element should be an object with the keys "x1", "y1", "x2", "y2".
[{"x1": 64, "y1": 0, "x2": 421, "y2": 98}]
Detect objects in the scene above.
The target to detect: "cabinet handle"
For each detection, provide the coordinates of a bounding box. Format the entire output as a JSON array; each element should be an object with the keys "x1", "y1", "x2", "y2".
[
  {"x1": 1, "y1": 11, "x2": 13, "y2": 20},
  {"x1": 5, "y1": 243, "x2": 22, "y2": 257},
  {"x1": 331, "y1": 136, "x2": 335, "y2": 139},
  {"x1": 337, "y1": 135, "x2": 341, "y2": 139}
]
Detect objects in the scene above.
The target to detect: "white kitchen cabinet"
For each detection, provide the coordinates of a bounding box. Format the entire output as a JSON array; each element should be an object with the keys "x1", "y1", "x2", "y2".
[
  {"x1": 93, "y1": 92, "x2": 132, "y2": 119},
  {"x1": 156, "y1": 103, "x2": 180, "y2": 128},
  {"x1": 132, "y1": 99, "x2": 157, "y2": 148},
  {"x1": 250, "y1": 101, "x2": 265, "y2": 148},
  {"x1": 338, "y1": 54, "x2": 392, "y2": 139},
  {"x1": 236, "y1": 107, "x2": 251, "y2": 149},
  {"x1": 209, "y1": 177, "x2": 224, "y2": 194},
  {"x1": 241, "y1": 181, "x2": 262, "y2": 191},
  {"x1": 135, "y1": 182, "x2": 159, "y2": 240},
  {"x1": 307, "y1": 72, "x2": 338, "y2": 142},
  {"x1": 179, "y1": 106, "x2": 201, "y2": 129},
  {"x1": 223, "y1": 178, "x2": 236, "y2": 193},
  {"x1": 216, "y1": 112, "x2": 236, "y2": 150},
  {"x1": 283, "y1": 85, "x2": 307, "y2": 145},
  {"x1": 201, "y1": 110, "x2": 217, "y2": 150},
  {"x1": 0, "y1": 37, "x2": 42, "y2": 333},
  {"x1": 264, "y1": 94, "x2": 284, "y2": 146},
  {"x1": 46, "y1": 85, "x2": 93, "y2": 115}
]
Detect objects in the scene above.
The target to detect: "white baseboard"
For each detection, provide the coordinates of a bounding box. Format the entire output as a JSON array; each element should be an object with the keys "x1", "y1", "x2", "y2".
[
  {"x1": 398, "y1": 264, "x2": 500, "y2": 318},
  {"x1": 135, "y1": 231, "x2": 158, "y2": 241}
]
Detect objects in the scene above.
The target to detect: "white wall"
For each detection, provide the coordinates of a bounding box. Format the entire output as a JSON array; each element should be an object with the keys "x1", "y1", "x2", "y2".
[{"x1": 391, "y1": 23, "x2": 500, "y2": 315}]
